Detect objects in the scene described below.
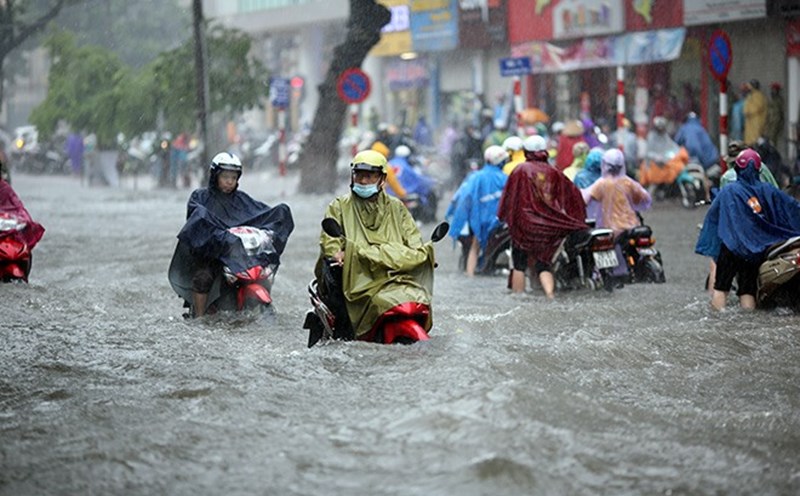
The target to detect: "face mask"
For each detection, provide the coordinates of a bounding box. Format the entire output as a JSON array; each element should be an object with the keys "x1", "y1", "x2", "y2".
[{"x1": 352, "y1": 183, "x2": 379, "y2": 198}]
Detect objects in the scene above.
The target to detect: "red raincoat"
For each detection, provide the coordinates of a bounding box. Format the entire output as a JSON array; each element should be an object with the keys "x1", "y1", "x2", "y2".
[{"x1": 498, "y1": 160, "x2": 587, "y2": 264}]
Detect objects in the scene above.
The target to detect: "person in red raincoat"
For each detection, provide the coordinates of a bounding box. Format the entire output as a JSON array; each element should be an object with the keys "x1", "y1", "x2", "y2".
[{"x1": 497, "y1": 135, "x2": 587, "y2": 298}]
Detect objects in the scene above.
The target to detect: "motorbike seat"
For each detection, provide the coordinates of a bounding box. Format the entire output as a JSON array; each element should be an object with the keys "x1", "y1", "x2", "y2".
[
  {"x1": 624, "y1": 226, "x2": 652, "y2": 239},
  {"x1": 766, "y1": 236, "x2": 800, "y2": 259}
]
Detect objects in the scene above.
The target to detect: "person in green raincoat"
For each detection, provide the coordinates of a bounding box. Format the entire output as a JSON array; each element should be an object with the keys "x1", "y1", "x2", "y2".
[{"x1": 314, "y1": 149, "x2": 438, "y2": 341}]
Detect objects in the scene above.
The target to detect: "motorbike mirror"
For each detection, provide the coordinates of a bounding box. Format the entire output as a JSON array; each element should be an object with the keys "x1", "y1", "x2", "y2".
[
  {"x1": 321, "y1": 218, "x2": 344, "y2": 238},
  {"x1": 430, "y1": 222, "x2": 450, "y2": 243}
]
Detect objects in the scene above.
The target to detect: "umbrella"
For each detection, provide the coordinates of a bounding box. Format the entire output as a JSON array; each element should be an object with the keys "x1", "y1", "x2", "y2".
[{"x1": 519, "y1": 107, "x2": 550, "y2": 125}]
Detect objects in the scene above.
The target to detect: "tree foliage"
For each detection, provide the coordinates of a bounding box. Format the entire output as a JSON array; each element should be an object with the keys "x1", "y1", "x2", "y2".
[
  {"x1": 151, "y1": 24, "x2": 268, "y2": 134},
  {"x1": 30, "y1": 25, "x2": 267, "y2": 149}
]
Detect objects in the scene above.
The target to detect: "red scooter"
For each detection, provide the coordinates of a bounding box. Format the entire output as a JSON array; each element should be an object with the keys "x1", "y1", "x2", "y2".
[
  {"x1": 304, "y1": 218, "x2": 448, "y2": 347},
  {"x1": 0, "y1": 213, "x2": 33, "y2": 281}
]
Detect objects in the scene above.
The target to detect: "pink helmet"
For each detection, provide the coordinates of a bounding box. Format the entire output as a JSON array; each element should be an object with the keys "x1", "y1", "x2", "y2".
[{"x1": 734, "y1": 149, "x2": 761, "y2": 171}]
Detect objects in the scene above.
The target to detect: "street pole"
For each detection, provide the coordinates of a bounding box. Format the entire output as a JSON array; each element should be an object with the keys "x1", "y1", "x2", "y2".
[
  {"x1": 192, "y1": 0, "x2": 210, "y2": 182},
  {"x1": 617, "y1": 66, "x2": 625, "y2": 150},
  {"x1": 513, "y1": 76, "x2": 523, "y2": 136}
]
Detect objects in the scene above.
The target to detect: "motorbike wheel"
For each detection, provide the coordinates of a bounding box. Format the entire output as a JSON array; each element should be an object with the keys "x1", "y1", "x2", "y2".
[{"x1": 641, "y1": 258, "x2": 666, "y2": 283}]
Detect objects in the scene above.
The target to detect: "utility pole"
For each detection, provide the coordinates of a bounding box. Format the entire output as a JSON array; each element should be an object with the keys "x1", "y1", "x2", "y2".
[{"x1": 192, "y1": 0, "x2": 210, "y2": 182}]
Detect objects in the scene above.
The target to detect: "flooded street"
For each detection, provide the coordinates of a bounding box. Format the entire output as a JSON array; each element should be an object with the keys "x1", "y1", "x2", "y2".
[{"x1": 2, "y1": 172, "x2": 799, "y2": 495}]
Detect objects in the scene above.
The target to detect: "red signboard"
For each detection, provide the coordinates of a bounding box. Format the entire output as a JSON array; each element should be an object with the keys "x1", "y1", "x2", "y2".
[{"x1": 507, "y1": 0, "x2": 683, "y2": 44}]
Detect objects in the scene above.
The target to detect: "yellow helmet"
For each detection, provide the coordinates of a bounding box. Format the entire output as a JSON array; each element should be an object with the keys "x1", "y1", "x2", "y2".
[{"x1": 351, "y1": 149, "x2": 387, "y2": 174}]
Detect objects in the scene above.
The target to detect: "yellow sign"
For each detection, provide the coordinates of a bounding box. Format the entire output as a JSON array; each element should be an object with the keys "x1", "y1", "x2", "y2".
[{"x1": 370, "y1": 0, "x2": 412, "y2": 57}]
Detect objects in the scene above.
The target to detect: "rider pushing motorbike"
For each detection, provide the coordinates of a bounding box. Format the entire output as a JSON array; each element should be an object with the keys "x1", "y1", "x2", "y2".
[
  {"x1": 313, "y1": 149, "x2": 439, "y2": 342},
  {"x1": 168, "y1": 152, "x2": 294, "y2": 317}
]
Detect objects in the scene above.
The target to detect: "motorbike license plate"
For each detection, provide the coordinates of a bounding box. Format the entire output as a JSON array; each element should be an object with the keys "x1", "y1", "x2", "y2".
[
  {"x1": 593, "y1": 250, "x2": 619, "y2": 269},
  {"x1": 637, "y1": 248, "x2": 657, "y2": 256}
]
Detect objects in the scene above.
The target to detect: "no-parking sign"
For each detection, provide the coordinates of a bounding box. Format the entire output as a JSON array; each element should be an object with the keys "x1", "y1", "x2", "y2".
[
  {"x1": 708, "y1": 30, "x2": 732, "y2": 82},
  {"x1": 336, "y1": 68, "x2": 371, "y2": 104}
]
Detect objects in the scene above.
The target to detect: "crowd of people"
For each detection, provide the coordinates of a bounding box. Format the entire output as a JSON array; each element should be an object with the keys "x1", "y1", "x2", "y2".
[{"x1": 440, "y1": 87, "x2": 800, "y2": 310}]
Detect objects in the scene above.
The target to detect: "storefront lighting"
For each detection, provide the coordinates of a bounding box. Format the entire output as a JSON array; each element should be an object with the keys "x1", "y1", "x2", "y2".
[{"x1": 400, "y1": 52, "x2": 418, "y2": 60}]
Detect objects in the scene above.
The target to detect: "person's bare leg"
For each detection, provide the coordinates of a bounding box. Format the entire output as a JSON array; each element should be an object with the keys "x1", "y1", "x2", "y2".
[
  {"x1": 466, "y1": 236, "x2": 479, "y2": 277},
  {"x1": 711, "y1": 290, "x2": 728, "y2": 310},
  {"x1": 510, "y1": 270, "x2": 526, "y2": 293},
  {"x1": 539, "y1": 271, "x2": 555, "y2": 299},
  {"x1": 739, "y1": 294, "x2": 756, "y2": 310},
  {"x1": 192, "y1": 292, "x2": 208, "y2": 317},
  {"x1": 707, "y1": 259, "x2": 717, "y2": 294}
]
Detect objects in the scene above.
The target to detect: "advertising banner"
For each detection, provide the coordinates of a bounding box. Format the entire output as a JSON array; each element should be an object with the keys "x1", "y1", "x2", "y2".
[
  {"x1": 458, "y1": 0, "x2": 506, "y2": 49},
  {"x1": 511, "y1": 28, "x2": 685, "y2": 73}
]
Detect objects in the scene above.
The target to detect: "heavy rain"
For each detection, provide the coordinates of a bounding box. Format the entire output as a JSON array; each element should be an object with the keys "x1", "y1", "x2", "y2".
[{"x1": 2, "y1": 1, "x2": 800, "y2": 495}]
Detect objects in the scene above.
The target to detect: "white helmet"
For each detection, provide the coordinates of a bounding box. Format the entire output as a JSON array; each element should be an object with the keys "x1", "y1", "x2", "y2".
[
  {"x1": 551, "y1": 121, "x2": 565, "y2": 134},
  {"x1": 394, "y1": 145, "x2": 411, "y2": 158},
  {"x1": 502, "y1": 136, "x2": 523, "y2": 152},
  {"x1": 210, "y1": 152, "x2": 242, "y2": 173},
  {"x1": 522, "y1": 135, "x2": 547, "y2": 152},
  {"x1": 484, "y1": 145, "x2": 509, "y2": 166}
]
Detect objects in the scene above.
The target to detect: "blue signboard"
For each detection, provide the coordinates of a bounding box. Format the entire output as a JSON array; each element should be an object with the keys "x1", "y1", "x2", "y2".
[
  {"x1": 270, "y1": 77, "x2": 291, "y2": 108},
  {"x1": 410, "y1": 0, "x2": 459, "y2": 52},
  {"x1": 499, "y1": 57, "x2": 532, "y2": 77}
]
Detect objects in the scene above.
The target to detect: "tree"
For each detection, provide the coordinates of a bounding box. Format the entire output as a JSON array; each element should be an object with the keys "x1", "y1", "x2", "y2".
[
  {"x1": 151, "y1": 24, "x2": 268, "y2": 136},
  {"x1": 0, "y1": 0, "x2": 71, "y2": 110},
  {"x1": 29, "y1": 26, "x2": 267, "y2": 149},
  {"x1": 29, "y1": 31, "x2": 135, "y2": 148},
  {"x1": 296, "y1": 0, "x2": 390, "y2": 194}
]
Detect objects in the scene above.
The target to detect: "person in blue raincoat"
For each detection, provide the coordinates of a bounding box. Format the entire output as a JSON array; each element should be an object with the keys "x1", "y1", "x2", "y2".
[
  {"x1": 673, "y1": 112, "x2": 720, "y2": 172},
  {"x1": 387, "y1": 145, "x2": 433, "y2": 205},
  {"x1": 695, "y1": 149, "x2": 800, "y2": 310},
  {"x1": 448, "y1": 145, "x2": 508, "y2": 276}
]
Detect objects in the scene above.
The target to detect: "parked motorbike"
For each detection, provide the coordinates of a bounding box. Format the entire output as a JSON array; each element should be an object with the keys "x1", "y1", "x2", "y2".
[
  {"x1": 757, "y1": 236, "x2": 800, "y2": 311},
  {"x1": 676, "y1": 160, "x2": 709, "y2": 209},
  {"x1": 303, "y1": 218, "x2": 449, "y2": 347},
  {"x1": 617, "y1": 221, "x2": 666, "y2": 284},
  {"x1": 457, "y1": 222, "x2": 511, "y2": 276},
  {"x1": 168, "y1": 225, "x2": 281, "y2": 316},
  {"x1": 552, "y1": 223, "x2": 619, "y2": 292}
]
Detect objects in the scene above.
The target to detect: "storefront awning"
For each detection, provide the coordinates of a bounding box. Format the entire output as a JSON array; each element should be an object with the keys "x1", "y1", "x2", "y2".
[{"x1": 510, "y1": 28, "x2": 686, "y2": 74}]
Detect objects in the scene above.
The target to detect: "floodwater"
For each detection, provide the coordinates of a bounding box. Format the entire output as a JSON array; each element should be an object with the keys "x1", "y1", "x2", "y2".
[{"x1": 2, "y1": 172, "x2": 799, "y2": 496}]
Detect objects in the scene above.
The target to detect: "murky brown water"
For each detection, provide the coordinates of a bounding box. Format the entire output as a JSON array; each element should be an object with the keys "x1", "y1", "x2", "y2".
[{"x1": 2, "y1": 173, "x2": 799, "y2": 495}]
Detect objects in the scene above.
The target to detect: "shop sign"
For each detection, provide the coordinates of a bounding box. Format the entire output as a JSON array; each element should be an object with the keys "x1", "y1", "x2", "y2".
[
  {"x1": 683, "y1": 0, "x2": 766, "y2": 26},
  {"x1": 410, "y1": 0, "x2": 459, "y2": 52},
  {"x1": 371, "y1": 0, "x2": 412, "y2": 57}
]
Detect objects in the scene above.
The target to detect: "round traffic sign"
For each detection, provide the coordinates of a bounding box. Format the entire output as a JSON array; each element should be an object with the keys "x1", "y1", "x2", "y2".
[
  {"x1": 708, "y1": 30, "x2": 732, "y2": 82},
  {"x1": 337, "y1": 68, "x2": 371, "y2": 104}
]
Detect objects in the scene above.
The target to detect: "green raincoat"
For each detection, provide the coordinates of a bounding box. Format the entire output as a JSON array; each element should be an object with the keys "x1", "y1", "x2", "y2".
[{"x1": 316, "y1": 191, "x2": 436, "y2": 338}]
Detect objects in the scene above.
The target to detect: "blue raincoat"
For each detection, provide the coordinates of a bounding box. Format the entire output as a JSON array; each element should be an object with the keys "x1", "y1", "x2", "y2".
[
  {"x1": 447, "y1": 163, "x2": 507, "y2": 250},
  {"x1": 388, "y1": 156, "x2": 434, "y2": 203},
  {"x1": 573, "y1": 149, "x2": 603, "y2": 189},
  {"x1": 696, "y1": 163, "x2": 800, "y2": 262},
  {"x1": 674, "y1": 115, "x2": 719, "y2": 170}
]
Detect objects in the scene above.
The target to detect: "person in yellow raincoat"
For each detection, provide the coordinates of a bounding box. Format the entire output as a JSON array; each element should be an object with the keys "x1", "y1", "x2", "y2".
[
  {"x1": 501, "y1": 136, "x2": 525, "y2": 175},
  {"x1": 314, "y1": 149, "x2": 438, "y2": 341}
]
